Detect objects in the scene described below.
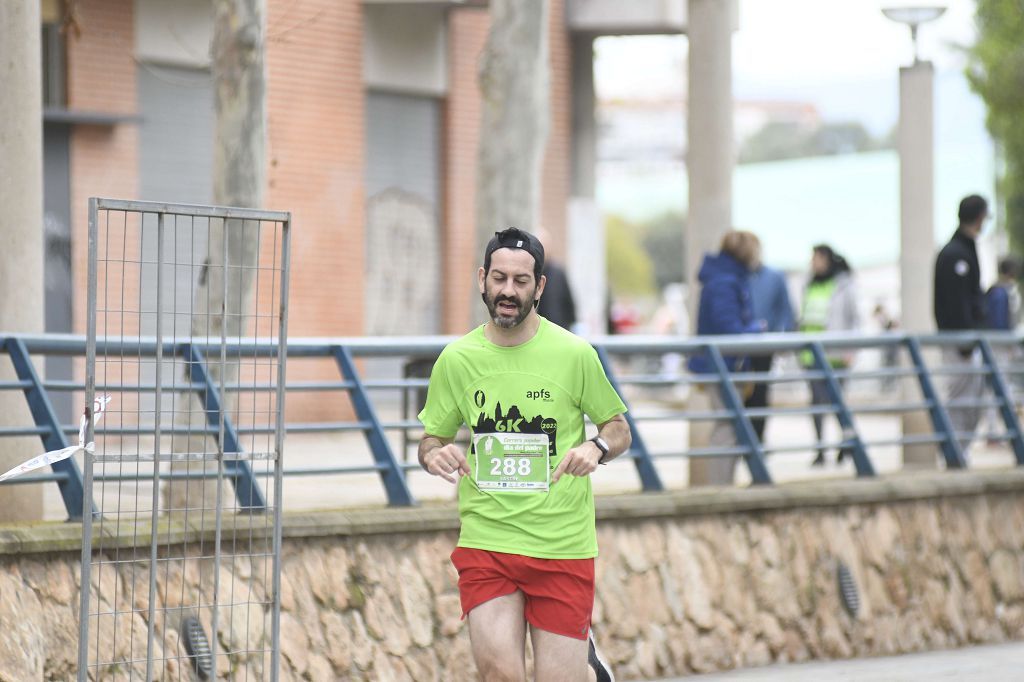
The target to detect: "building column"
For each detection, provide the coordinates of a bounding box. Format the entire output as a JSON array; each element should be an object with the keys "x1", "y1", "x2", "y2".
[
  {"x1": 0, "y1": 3, "x2": 46, "y2": 519},
  {"x1": 686, "y1": 0, "x2": 734, "y2": 313},
  {"x1": 687, "y1": 0, "x2": 735, "y2": 486},
  {"x1": 898, "y1": 61, "x2": 939, "y2": 470},
  {"x1": 570, "y1": 35, "x2": 596, "y2": 199},
  {"x1": 567, "y1": 34, "x2": 605, "y2": 335}
]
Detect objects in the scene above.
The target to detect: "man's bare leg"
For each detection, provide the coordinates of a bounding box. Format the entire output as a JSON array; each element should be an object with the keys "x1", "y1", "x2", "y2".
[
  {"x1": 467, "y1": 591, "x2": 528, "y2": 682},
  {"x1": 530, "y1": 626, "x2": 592, "y2": 682}
]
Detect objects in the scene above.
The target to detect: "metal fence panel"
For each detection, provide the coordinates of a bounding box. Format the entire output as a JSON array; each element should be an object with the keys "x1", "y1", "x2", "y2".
[{"x1": 78, "y1": 198, "x2": 290, "y2": 680}]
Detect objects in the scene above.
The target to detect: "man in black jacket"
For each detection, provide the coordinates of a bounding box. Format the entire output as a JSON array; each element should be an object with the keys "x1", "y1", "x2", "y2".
[
  {"x1": 933, "y1": 194, "x2": 989, "y2": 453},
  {"x1": 536, "y1": 229, "x2": 578, "y2": 331}
]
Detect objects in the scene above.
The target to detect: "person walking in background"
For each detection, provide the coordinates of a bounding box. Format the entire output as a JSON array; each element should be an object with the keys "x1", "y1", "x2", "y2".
[
  {"x1": 799, "y1": 244, "x2": 860, "y2": 466},
  {"x1": 934, "y1": 195, "x2": 989, "y2": 455},
  {"x1": 687, "y1": 231, "x2": 766, "y2": 485},
  {"x1": 535, "y1": 229, "x2": 578, "y2": 331},
  {"x1": 746, "y1": 261, "x2": 795, "y2": 444},
  {"x1": 982, "y1": 255, "x2": 1022, "y2": 440},
  {"x1": 985, "y1": 256, "x2": 1022, "y2": 333}
]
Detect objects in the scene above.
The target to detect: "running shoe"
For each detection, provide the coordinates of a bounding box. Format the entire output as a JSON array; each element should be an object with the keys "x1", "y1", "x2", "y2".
[{"x1": 588, "y1": 629, "x2": 615, "y2": 682}]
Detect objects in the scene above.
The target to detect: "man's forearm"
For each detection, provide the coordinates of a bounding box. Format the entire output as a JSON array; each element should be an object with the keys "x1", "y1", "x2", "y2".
[{"x1": 597, "y1": 416, "x2": 632, "y2": 462}]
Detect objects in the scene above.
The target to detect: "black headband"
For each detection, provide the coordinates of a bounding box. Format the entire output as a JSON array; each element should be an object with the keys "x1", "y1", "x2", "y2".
[{"x1": 483, "y1": 227, "x2": 545, "y2": 274}]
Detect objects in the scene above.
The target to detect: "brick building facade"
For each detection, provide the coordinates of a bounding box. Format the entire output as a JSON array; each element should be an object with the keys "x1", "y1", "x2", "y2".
[{"x1": 49, "y1": 0, "x2": 572, "y2": 342}]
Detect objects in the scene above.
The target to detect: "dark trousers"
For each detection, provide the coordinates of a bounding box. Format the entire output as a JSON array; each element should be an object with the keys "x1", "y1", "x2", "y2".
[
  {"x1": 809, "y1": 379, "x2": 830, "y2": 450},
  {"x1": 744, "y1": 354, "x2": 774, "y2": 443},
  {"x1": 809, "y1": 375, "x2": 849, "y2": 458}
]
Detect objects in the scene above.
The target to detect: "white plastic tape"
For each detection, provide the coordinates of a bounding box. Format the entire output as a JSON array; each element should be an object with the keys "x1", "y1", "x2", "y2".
[{"x1": 0, "y1": 394, "x2": 111, "y2": 483}]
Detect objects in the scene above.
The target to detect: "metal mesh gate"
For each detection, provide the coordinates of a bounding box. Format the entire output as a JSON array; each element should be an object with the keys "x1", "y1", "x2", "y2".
[{"x1": 78, "y1": 198, "x2": 290, "y2": 680}]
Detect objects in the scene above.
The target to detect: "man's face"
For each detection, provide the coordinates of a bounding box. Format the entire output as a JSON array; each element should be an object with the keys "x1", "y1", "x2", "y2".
[
  {"x1": 478, "y1": 248, "x2": 545, "y2": 329},
  {"x1": 968, "y1": 211, "x2": 988, "y2": 238}
]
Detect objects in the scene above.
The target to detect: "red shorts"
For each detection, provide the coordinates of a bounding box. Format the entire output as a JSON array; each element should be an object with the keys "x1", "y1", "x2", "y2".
[{"x1": 450, "y1": 547, "x2": 595, "y2": 641}]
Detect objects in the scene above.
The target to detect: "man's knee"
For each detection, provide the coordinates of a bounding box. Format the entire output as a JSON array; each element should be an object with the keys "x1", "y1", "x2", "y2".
[
  {"x1": 531, "y1": 629, "x2": 589, "y2": 682},
  {"x1": 473, "y1": 648, "x2": 525, "y2": 682}
]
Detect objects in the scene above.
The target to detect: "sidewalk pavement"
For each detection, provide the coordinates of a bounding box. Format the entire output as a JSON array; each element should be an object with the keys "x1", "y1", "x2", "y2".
[
  {"x1": 43, "y1": 409, "x2": 1020, "y2": 520},
  {"x1": 657, "y1": 642, "x2": 1024, "y2": 681}
]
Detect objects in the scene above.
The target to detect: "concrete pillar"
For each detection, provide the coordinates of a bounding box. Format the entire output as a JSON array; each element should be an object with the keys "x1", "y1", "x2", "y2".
[
  {"x1": 897, "y1": 61, "x2": 939, "y2": 470},
  {"x1": 686, "y1": 0, "x2": 733, "y2": 316},
  {"x1": 899, "y1": 62, "x2": 935, "y2": 335},
  {"x1": 570, "y1": 35, "x2": 596, "y2": 199},
  {"x1": 0, "y1": 3, "x2": 46, "y2": 519},
  {"x1": 687, "y1": 0, "x2": 735, "y2": 486},
  {"x1": 567, "y1": 34, "x2": 606, "y2": 335}
]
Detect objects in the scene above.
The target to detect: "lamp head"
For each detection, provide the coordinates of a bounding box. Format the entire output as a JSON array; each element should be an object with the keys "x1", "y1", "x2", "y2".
[{"x1": 882, "y1": 6, "x2": 946, "y2": 63}]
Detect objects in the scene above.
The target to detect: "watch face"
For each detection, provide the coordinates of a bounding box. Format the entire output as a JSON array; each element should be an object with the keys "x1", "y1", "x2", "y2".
[{"x1": 593, "y1": 437, "x2": 609, "y2": 454}]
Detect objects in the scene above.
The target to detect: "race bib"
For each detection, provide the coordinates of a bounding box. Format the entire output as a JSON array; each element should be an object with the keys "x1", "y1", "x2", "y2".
[{"x1": 473, "y1": 432, "x2": 550, "y2": 492}]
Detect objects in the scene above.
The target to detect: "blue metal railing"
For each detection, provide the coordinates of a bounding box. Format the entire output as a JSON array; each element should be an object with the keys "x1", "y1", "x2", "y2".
[
  {"x1": 183, "y1": 344, "x2": 267, "y2": 510},
  {"x1": 1, "y1": 331, "x2": 1022, "y2": 517}
]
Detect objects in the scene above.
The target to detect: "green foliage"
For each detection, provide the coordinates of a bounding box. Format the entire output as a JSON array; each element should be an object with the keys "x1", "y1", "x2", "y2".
[
  {"x1": 605, "y1": 215, "x2": 656, "y2": 296},
  {"x1": 641, "y1": 212, "x2": 687, "y2": 289},
  {"x1": 967, "y1": 0, "x2": 1024, "y2": 252}
]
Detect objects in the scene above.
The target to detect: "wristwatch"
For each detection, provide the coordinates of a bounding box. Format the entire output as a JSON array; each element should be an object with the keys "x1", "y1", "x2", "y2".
[{"x1": 590, "y1": 436, "x2": 610, "y2": 465}]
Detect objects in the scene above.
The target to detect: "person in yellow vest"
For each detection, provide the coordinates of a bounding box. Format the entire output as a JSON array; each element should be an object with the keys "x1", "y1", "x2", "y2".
[{"x1": 800, "y1": 244, "x2": 860, "y2": 466}]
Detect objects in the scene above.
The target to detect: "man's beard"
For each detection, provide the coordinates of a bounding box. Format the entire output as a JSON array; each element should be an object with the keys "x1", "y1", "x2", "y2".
[{"x1": 483, "y1": 286, "x2": 536, "y2": 329}]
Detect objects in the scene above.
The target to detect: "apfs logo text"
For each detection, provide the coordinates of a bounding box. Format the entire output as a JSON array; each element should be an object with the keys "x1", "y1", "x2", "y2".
[{"x1": 526, "y1": 388, "x2": 552, "y2": 401}]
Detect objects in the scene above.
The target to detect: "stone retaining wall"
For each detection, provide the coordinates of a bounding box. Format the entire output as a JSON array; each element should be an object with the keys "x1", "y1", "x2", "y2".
[{"x1": 3, "y1": 471, "x2": 1024, "y2": 680}]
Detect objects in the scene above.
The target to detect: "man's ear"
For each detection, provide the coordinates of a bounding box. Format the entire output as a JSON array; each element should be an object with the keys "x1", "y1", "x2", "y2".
[
  {"x1": 535, "y1": 274, "x2": 547, "y2": 304},
  {"x1": 478, "y1": 267, "x2": 486, "y2": 293}
]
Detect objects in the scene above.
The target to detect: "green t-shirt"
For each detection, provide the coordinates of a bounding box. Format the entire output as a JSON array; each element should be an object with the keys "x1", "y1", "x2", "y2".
[{"x1": 418, "y1": 318, "x2": 627, "y2": 559}]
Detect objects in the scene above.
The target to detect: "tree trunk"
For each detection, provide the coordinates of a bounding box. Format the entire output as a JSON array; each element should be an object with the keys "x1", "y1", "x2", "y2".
[
  {"x1": 472, "y1": 0, "x2": 550, "y2": 321},
  {"x1": 165, "y1": 0, "x2": 266, "y2": 511}
]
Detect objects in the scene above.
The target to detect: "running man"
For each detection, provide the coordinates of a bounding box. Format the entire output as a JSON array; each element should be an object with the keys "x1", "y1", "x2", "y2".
[{"x1": 418, "y1": 227, "x2": 629, "y2": 681}]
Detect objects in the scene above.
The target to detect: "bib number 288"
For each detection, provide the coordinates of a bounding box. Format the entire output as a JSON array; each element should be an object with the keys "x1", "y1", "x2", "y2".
[
  {"x1": 490, "y1": 457, "x2": 533, "y2": 477},
  {"x1": 473, "y1": 432, "x2": 549, "y2": 491}
]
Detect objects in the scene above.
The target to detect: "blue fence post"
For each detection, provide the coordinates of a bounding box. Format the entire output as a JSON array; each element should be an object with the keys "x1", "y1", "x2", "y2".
[
  {"x1": 806, "y1": 342, "x2": 875, "y2": 477},
  {"x1": 4, "y1": 337, "x2": 90, "y2": 520},
  {"x1": 905, "y1": 337, "x2": 966, "y2": 469},
  {"x1": 706, "y1": 345, "x2": 772, "y2": 485},
  {"x1": 977, "y1": 339, "x2": 1024, "y2": 465},
  {"x1": 183, "y1": 344, "x2": 267, "y2": 510},
  {"x1": 594, "y1": 345, "x2": 664, "y2": 492},
  {"x1": 332, "y1": 346, "x2": 415, "y2": 506}
]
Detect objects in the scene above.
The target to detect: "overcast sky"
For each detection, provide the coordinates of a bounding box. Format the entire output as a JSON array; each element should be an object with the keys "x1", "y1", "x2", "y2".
[{"x1": 595, "y1": 0, "x2": 982, "y2": 135}]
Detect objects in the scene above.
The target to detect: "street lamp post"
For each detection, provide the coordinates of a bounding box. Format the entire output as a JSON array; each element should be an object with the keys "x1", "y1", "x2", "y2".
[{"x1": 883, "y1": 6, "x2": 946, "y2": 469}]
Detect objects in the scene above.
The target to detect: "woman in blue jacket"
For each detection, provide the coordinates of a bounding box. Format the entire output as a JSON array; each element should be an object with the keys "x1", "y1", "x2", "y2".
[{"x1": 688, "y1": 230, "x2": 766, "y2": 484}]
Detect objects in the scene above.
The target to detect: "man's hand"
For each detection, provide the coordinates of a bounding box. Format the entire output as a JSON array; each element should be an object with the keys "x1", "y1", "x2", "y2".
[
  {"x1": 422, "y1": 443, "x2": 470, "y2": 484},
  {"x1": 551, "y1": 441, "x2": 602, "y2": 484}
]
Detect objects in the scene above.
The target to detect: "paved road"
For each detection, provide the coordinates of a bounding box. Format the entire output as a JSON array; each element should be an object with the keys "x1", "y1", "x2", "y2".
[{"x1": 659, "y1": 642, "x2": 1024, "y2": 681}]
